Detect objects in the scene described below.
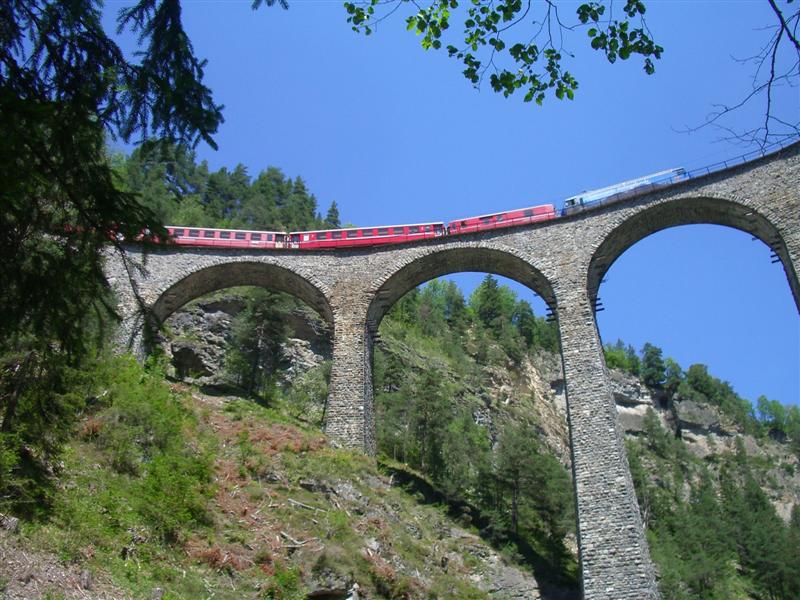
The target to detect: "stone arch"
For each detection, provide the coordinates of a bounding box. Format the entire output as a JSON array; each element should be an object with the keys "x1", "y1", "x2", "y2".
[
  {"x1": 150, "y1": 260, "x2": 334, "y2": 325},
  {"x1": 366, "y1": 245, "x2": 557, "y2": 329},
  {"x1": 587, "y1": 196, "x2": 800, "y2": 312}
]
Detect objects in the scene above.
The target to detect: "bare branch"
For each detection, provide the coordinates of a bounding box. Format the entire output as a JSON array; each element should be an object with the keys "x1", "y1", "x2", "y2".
[{"x1": 767, "y1": 0, "x2": 800, "y2": 51}]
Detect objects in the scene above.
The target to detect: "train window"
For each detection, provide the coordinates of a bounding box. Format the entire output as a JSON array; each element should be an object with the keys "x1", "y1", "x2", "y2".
[
  {"x1": 409, "y1": 226, "x2": 420, "y2": 234},
  {"x1": 291, "y1": 234, "x2": 300, "y2": 242},
  {"x1": 267, "y1": 234, "x2": 273, "y2": 241},
  {"x1": 235, "y1": 232, "x2": 246, "y2": 240},
  {"x1": 318, "y1": 232, "x2": 328, "y2": 240},
  {"x1": 524, "y1": 209, "x2": 533, "y2": 217},
  {"x1": 173, "y1": 228, "x2": 185, "y2": 237},
  {"x1": 220, "y1": 231, "x2": 231, "y2": 239},
  {"x1": 480, "y1": 216, "x2": 493, "y2": 223},
  {"x1": 425, "y1": 225, "x2": 431, "y2": 231},
  {"x1": 189, "y1": 229, "x2": 199, "y2": 237},
  {"x1": 332, "y1": 231, "x2": 342, "y2": 239},
  {"x1": 251, "y1": 233, "x2": 261, "y2": 241},
  {"x1": 496, "y1": 214, "x2": 504, "y2": 222},
  {"x1": 346, "y1": 230, "x2": 358, "y2": 238},
  {"x1": 377, "y1": 228, "x2": 389, "y2": 236},
  {"x1": 461, "y1": 221, "x2": 467, "y2": 227},
  {"x1": 204, "y1": 230, "x2": 215, "y2": 238}
]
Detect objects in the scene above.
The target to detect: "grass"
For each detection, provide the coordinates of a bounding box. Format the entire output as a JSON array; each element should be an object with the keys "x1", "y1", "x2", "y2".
[{"x1": 3, "y1": 353, "x2": 579, "y2": 598}]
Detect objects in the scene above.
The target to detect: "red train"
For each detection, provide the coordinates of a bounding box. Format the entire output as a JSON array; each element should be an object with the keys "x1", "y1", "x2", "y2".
[
  {"x1": 448, "y1": 204, "x2": 556, "y2": 234},
  {"x1": 150, "y1": 165, "x2": 693, "y2": 250},
  {"x1": 287, "y1": 223, "x2": 445, "y2": 248},
  {"x1": 165, "y1": 226, "x2": 288, "y2": 248},
  {"x1": 163, "y1": 204, "x2": 555, "y2": 250}
]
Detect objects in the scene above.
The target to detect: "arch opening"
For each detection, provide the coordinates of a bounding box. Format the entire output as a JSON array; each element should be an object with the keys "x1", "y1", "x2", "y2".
[
  {"x1": 143, "y1": 262, "x2": 334, "y2": 407},
  {"x1": 150, "y1": 261, "x2": 333, "y2": 325},
  {"x1": 366, "y1": 249, "x2": 577, "y2": 592},
  {"x1": 587, "y1": 197, "x2": 800, "y2": 594},
  {"x1": 587, "y1": 196, "x2": 799, "y2": 311},
  {"x1": 366, "y1": 247, "x2": 557, "y2": 330},
  {"x1": 593, "y1": 222, "x2": 800, "y2": 597}
]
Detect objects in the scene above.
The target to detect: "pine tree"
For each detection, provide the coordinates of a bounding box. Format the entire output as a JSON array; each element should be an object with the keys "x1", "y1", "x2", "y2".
[
  {"x1": 641, "y1": 343, "x2": 666, "y2": 388},
  {"x1": 663, "y1": 357, "x2": 684, "y2": 393},
  {"x1": 225, "y1": 290, "x2": 288, "y2": 399},
  {"x1": 408, "y1": 369, "x2": 450, "y2": 478},
  {"x1": 324, "y1": 201, "x2": 341, "y2": 228},
  {"x1": 472, "y1": 274, "x2": 503, "y2": 329}
]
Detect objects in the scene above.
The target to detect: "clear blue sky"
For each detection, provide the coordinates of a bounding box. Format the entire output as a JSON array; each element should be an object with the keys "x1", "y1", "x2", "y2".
[{"x1": 106, "y1": 1, "x2": 799, "y2": 406}]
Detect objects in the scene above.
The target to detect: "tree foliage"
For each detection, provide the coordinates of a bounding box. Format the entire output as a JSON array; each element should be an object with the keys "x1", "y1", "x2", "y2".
[
  {"x1": 0, "y1": 1, "x2": 230, "y2": 353},
  {"x1": 629, "y1": 414, "x2": 800, "y2": 598},
  {"x1": 121, "y1": 143, "x2": 335, "y2": 232},
  {"x1": 225, "y1": 290, "x2": 290, "y2": 400},
  {"x1": 344, "y1": 0, "x2": 662, "y2": 105},
  {"x1": 373, "y1": 275, "x2": 574, "y2": 583}
]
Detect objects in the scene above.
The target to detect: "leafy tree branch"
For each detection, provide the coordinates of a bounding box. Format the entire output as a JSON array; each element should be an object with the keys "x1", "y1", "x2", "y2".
[{"x1": 343, "y1": 0, "x2": 663, "y2": 104}]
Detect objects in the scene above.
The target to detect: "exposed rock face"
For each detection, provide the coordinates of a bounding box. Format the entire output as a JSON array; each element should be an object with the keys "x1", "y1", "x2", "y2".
[
  {"x1": 162, "y1": 296, "x2": 330, "y2": 389},
  {"x1": 673, "y1": 399, "x2": 721, "y2": 433},
  {"x1": 609, "y1": 370, "x2": 672, "y2": 435},
  {"x1": 281, "y1": 338, "x2": 326, "y2": 382},
  {"x1": 163, "y1": 301, "x2": 235, "y2": 386}
]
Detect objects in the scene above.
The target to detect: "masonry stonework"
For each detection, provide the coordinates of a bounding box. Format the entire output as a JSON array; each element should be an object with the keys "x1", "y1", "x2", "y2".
[{"x1": 106, "y1": 144, "x2": 800, "y2": 599}]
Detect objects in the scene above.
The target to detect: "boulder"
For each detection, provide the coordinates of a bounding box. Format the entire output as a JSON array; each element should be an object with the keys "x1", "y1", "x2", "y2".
[
  {"x1": 306, "y1": 568, "x2": 352, "y2": 599},
  {"x1": 0, "y1": 513, "x2": 20, "y2": 533},
  {"x1": 673, "y1": 399, "x2": 720, "y2": 433},
  {"x1": 616, "y1": 404, "x2": 651, "y2": 433},
  {"x1": 609, "y1": 370, "x2": 653, "y2": 408},
  {"x1": 170, "y1": 340, "x2": 216, "y2": 380}
]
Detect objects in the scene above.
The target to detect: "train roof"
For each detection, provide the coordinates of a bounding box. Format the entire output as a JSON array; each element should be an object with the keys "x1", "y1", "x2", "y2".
[
  {"x1": 565, "y1": 167, "x2": 685, "y2": 201},
  {"x1": 166, "y1": 225, "x2": 286, "y2": 234},
  {"x1": 290, "y1": 222, "x2": 445, "y2": 234},
  {"x1": 447, "y1": 203, "x2": 556, "y2": 223}
]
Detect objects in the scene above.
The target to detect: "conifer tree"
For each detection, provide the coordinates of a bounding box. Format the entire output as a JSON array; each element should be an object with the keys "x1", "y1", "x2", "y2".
[
  {"x1": 641, "y1": 343, "x2": 666, "y2": 388},
  {"x1": 324, "y1": 201, "x2": 341, "y2": 228},
  {"x1": 225, "y1": 290, "x2": 288, "y2": 399}
]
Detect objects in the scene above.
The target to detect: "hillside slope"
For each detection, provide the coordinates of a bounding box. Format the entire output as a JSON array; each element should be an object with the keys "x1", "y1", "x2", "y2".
[{"x1": 0, "y1": 361, "x2": 579, "y2": 600}]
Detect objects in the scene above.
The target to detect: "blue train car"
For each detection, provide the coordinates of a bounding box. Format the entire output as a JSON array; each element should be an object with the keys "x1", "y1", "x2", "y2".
[{"x1": 562, "y1": 167, "x2": 686, "y2": 216}]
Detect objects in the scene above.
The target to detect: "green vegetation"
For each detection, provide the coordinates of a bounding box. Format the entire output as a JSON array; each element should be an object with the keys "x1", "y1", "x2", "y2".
[
  {"x1": 121, "y1": 143, "x2": 336, "y2": 233},
  {"x1": 4, "y1": 352, "x2": 517, "y2": 599},
  {"x1": 628, "y1": 412, "x2": 800, "y2": 599},
  {"x1": 345, "y1": 0, "x2": 664, "y2": 104},
  {"x1": 374, "y1": 275, "x2": 577, "y2": 589},
  {"x1": 1, "y1": 2, "x2": 230, "y2": 481},
  {"x1": 225, "y1": 290, "x2": 291, "y2": 400},
  {"x1": 605, "y1": 339, "x2": 800, "y2": 450}
]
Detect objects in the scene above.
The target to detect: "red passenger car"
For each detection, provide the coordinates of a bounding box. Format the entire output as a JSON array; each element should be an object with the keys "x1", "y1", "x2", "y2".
[
  {"x1": 166, "y1": 226, "x2": 287, "y2": 248},
  {"x1": 448, "y1": 204, "x2": 556, "y2": 235},
  {"x1": 288, "y1": 223, "x2": 445, "y2": 249}
]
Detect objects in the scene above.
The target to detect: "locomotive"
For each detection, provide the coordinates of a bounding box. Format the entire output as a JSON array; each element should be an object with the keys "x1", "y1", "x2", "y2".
[{"x1": 162, "y1": 167, "x2": 684, "y2": 250}]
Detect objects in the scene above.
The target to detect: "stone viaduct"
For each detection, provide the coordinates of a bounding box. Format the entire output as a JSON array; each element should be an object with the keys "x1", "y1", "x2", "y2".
[{"x1": 106, "y1": 143, "x2": 800, "y2": 599}]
